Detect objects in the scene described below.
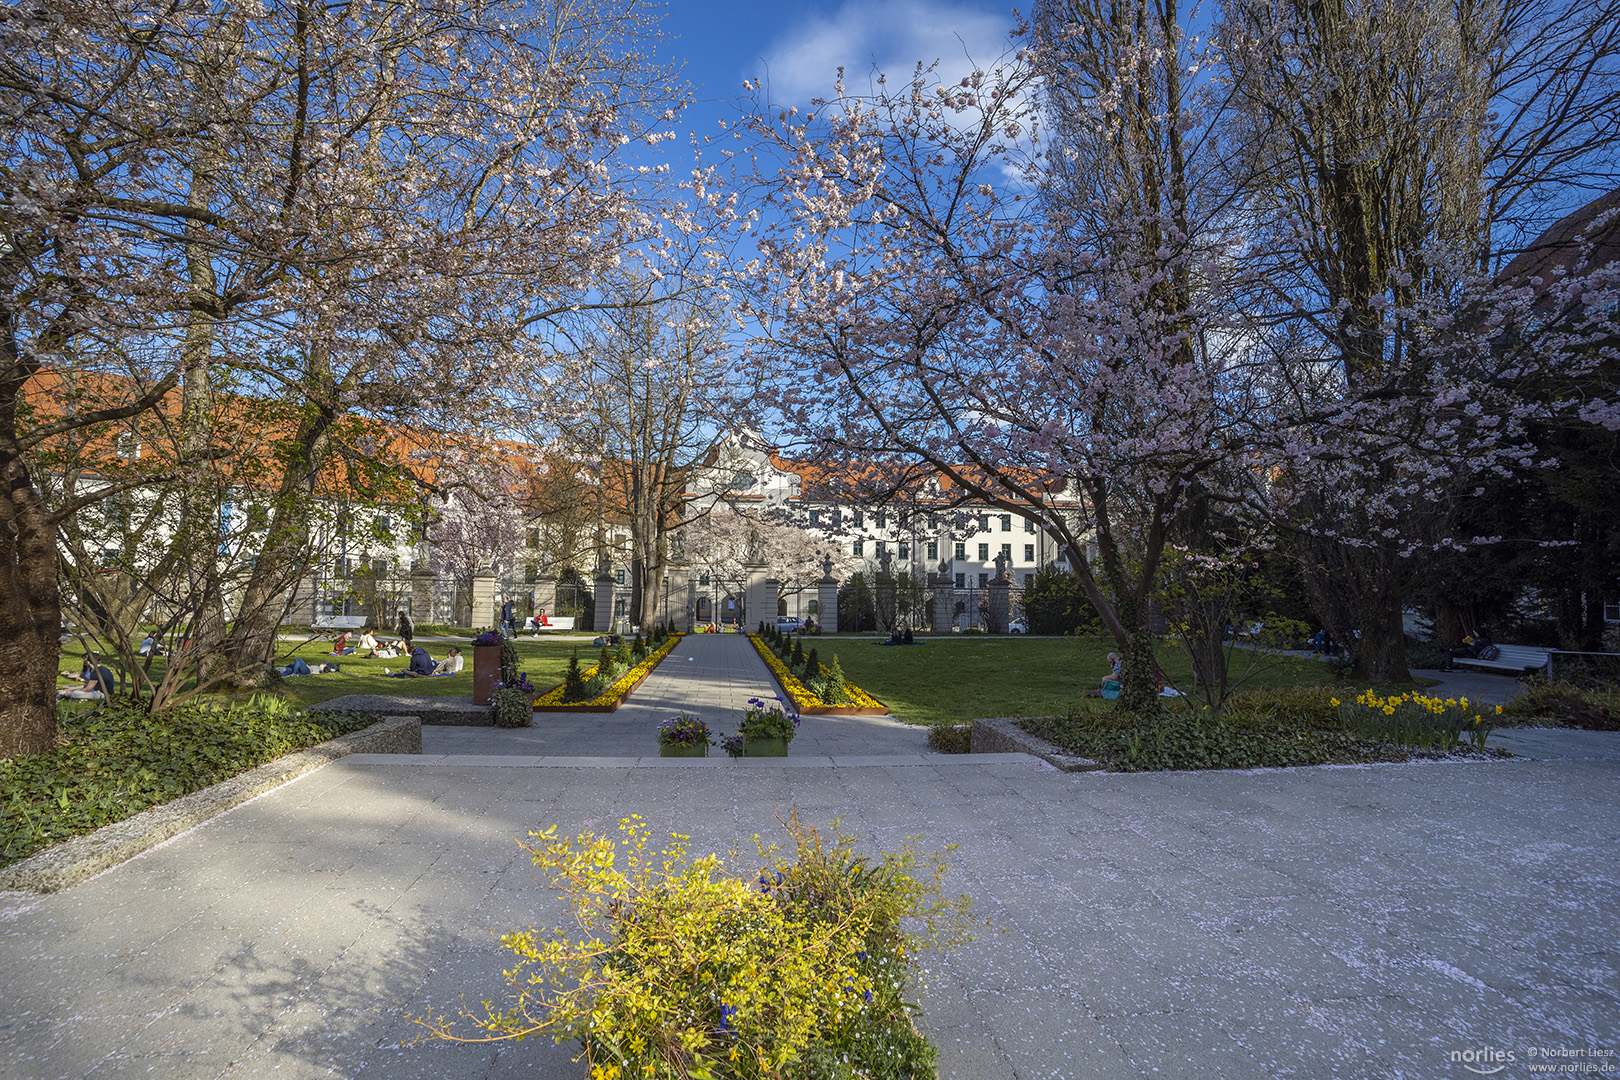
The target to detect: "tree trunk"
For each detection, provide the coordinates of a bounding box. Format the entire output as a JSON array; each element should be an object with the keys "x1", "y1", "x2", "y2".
[
  {"x1": 1351, "y1": 543, "x2": 1411, "y2": 684},
  {"x1": 219, "y1": 408, "x2": 334, "y2": 673},
  {"x1": 0, "y1": 452, "x2": 63, "y2": 756}
]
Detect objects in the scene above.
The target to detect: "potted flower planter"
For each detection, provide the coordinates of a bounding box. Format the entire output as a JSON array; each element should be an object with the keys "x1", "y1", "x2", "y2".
[
  {"x1": 659, "y1": 743, "x2": 709, "y2": 758},
  {"x1": 744, "y1": 736, "x2": 789, "y2": 757},
  {"x1": 473, "y1": 644, "x2": 501, "y2": 705}
]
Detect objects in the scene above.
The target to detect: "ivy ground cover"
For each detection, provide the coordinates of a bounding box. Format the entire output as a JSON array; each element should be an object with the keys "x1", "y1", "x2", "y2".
[{"x1": 1, "y1": 697, "x2": 375, "y2": 867}]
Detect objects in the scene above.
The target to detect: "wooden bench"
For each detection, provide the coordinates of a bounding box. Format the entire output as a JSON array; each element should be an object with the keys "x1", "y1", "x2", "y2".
[
  {"x1": 313, "y1": 614, "x2": 370, "y2": 631},
  {"x1": 1452, "y1": 644, "x2": 1552, "y2": 674}
]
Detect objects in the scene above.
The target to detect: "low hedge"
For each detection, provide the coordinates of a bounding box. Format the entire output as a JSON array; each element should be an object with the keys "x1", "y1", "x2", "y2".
[
  {"x1": 1504, "y1": 683, "x2": 1620, "y2": 731},
  {"x1": 1, "y1": 696, "x2": 376, "y2": 867},
  {"x1": 1021, "y1": 685, "x2": 1501, "y2": 772}
]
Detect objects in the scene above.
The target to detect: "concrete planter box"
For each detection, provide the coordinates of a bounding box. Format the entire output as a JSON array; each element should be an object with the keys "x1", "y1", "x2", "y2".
[{"x1": 744, "y1": 736, "x2": 790, "y2": 757}]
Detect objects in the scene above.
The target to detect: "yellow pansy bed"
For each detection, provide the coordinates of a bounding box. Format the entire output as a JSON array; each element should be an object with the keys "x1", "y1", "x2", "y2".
[
  {"x1": 533, "y1": 635, "x2": 683, "y2": 713},
  {"x1": 747, "y1": 635, "x2": 889, "y2": 716}
]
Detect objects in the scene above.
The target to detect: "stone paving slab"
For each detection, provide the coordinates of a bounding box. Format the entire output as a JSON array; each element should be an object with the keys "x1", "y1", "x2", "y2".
[
  {"x1": 402, "y1": 632, "x2": 930, "y2": 759},
  {"x1": 3, "y1": 744, "x2": 1617, "y2": 1079}
]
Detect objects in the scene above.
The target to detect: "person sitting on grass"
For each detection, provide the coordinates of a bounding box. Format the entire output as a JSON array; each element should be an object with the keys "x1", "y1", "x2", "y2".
[
  {"x1": 386, "y1": 646, "x2": 437, "y2": 677},
  {"x1": 137, "y1": 635, "x2": 166, "y2": 657},
  {"x1": 431, "y1": 647, "x2": 464, "y2": 676},
  {"x1": 331, "y1": 632, "x2": 355, "y2": 656},
  {"x1": 357, "y1": 630, "x2": 378, "y2": 653},
  {"x1": 58, "y1": 654, "x2": 117, "y2": 700}
]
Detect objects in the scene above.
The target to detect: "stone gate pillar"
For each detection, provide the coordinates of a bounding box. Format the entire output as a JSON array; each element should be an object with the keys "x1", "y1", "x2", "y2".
[
  {"x1": 593, "y1": 573, "x2": 615, "y2": 634},
  {"x1": 531, "y1": 575, "x2": 557, "y2": 622},
  {"x1": 930, "y1": 569, "x2": 955, "y2": 635},
  {"x1": 410, "y1": 565, "x2": 434, "y2": 626},
  {"x1": 739, "y1": 565, "x2": 767, "y2": 631},
  {"x1": 472, "y1": 568, "x2": 499, "y2": 630},
  {"x1": 817, "y1": 573, "x2": 840, "y2": 633},
  {"x1": 986, "y1": 566, "x2": 1011, "y2": 634}
]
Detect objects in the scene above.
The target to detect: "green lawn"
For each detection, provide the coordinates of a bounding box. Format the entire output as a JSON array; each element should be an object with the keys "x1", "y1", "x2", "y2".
[
  {"x1": 814, "y1": 635, "x2": 1343, "y2": 726},
  {"x1": 57, "y1": 636, "x2": 599, "y2": 709}
]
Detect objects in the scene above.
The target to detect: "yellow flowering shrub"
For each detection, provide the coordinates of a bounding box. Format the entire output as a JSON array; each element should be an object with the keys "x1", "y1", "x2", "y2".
[
  {"x1": 749, "y1": 636, "x2": 885, "y2": 712},
  {"x1": 413, "y1": 813, "x2": 977, "y2": 1079}
]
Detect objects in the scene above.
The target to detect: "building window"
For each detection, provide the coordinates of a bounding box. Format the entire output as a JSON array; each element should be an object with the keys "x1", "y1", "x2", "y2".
[
  {"x1": 1001, "y1": 543, "x2": 1012, "y2": 562},
  {"x1": 615, "y1": 568, "x2": 625, "y2": 585},
  {"x1": 614, "y1": 597, "x2": 627, "y2": 617},
  {"x1": 928, "y1": 512, "x2": 938, "y2": 529},
  {"x1": 699, "y1": 572, "x2": 710, "y2": 587},
  {"x1": 1025, "y1": 518, "x2": 1036, "y2": 533},
  {"x1": 525, "y1": 564, "x2": 537, "y2": 583},
  {"x1": 827, "y1": 508, "x2": 839, "y2": 526},
  {"x1": 876, "y1": 539, "x2": 886, "y2": 556},
  {"x1": 854, "y1": 509, "x2": 864, "y2": 527},
  {"x1": 1024, "y1": 544, "x2": 1034, "y2": 562},
  {"x1": 955, "y1": 572, "x2": 965, "y2": 589},
  {"x1": 954, "y1": 542, "x2": 965, "y2": 559},
  {"x1": 978, "y1": 572, "x2": 989, "y2": 587},
  {"x1": 899, "y1": 541, "x2": 909, "y2": 559},
  {"x1": 1000, "y1": 514, "x2": 1012, "y2": 531},
  {"x1": 809, "y1": 508, "x2": 820, "y2": 525},
  {"x1": 978, "y1": 543, "x2": 989, "y2": 560},
  {"x1": 978, "y1": 513, "x2": 990, "y2": 531},
  {"x1": 854, "y1": 539, "x2": 864, "y2": 556},
  {"x1": 875, "y1": 511, "x2": 886, "y2": 528},
  {"x1": 927, "y1": 541, "x2": 938, "y2": 560},
  {"x1": 1024, "y1": 572, "x2": 1034, "y2": 586},
  {"x1": 526, "y1": 528, "x2": 540, "y2": 548}
]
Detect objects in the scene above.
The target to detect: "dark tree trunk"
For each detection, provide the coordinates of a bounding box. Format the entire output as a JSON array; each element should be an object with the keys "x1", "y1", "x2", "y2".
[
  {"x1": 1351, "y1": 543, "x2": 1411, "y2": 684},
  {"x1": 0, "y1": 454, "x2": 62, "y2": 756}
]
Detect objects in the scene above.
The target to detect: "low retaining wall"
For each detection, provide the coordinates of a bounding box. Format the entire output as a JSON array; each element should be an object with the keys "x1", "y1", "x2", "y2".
[
  {"x1": 970, "y1": 716, "x2": 1103, "y2": 772},
  {"x1": 314, "y1": 695, "x2": 492, "y2": 725},
  {"x1": 0, "y1": 716, "x2": 422, "y2": 894}
]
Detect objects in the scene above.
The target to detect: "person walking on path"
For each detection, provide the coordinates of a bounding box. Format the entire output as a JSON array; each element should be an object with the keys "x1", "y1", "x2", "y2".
[
  {"x1": 500, "y1": 596, "x2": 516, "y2": 638},
  {"x1": 397, "y1": 609, "x2": 414, "y2": 650}
]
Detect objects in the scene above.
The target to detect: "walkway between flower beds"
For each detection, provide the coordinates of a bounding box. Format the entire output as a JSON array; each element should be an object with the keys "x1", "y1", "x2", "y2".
[{"x1": 426, "y1": 632, "x2": 928, "y2": 758}]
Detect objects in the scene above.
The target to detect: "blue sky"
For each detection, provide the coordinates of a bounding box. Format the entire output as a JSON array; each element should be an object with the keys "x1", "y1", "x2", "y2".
[{"x1": 662, "y1": 0, "x2": 1017, "y2": 133}]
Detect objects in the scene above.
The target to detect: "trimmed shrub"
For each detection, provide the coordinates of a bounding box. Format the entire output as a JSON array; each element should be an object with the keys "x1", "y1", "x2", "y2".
[
  {"x1": 561, "y1": 650, "x2": 590, "y2": 704},
  {"x1": 927, "y1": 724, "x2": 972, "y2": 754},
  {"x1": 820, "y1": 655, "x2": 850, "y2": 705},
  {"x1": 1504, "y1": 683, "x2": 1620, "y2": 731}
]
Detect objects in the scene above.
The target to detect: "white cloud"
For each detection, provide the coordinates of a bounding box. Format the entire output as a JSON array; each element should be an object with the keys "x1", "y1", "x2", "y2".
[{"x1": 753, "y1": 0, "x2": 1014, "y2": 105}]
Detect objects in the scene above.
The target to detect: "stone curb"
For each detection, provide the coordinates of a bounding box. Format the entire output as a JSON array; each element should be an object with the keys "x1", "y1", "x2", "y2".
[
  {"x1": 969, "y1": 716, "x2": 1103, "y2": 772},
  {"x1": 0, "y1": 716, "x2": 422, "y2": 895}
]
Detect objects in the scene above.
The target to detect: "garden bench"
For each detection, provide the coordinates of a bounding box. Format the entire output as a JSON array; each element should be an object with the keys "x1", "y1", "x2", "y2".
[
  {"x1": 525, "y1": 615, "x2": 576, "y2": 631},
  {"x1": 312, "y1": 614, "x2": 370, "y2": 631},
  {"x1": 1452, "y1": 644, "x2": 1553, "y2": 674}
]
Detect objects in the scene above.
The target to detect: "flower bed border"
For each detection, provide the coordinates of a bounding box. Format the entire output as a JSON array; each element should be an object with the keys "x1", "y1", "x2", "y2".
[
  {"x1": 748, "y1": 635, "x2": 890, "y2": 716},
  {"x1": 532, "y1": 635, "x2": 683, "y2": 713}
]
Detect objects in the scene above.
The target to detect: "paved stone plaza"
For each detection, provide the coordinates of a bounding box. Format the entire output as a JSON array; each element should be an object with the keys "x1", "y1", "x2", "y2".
[{"x1": 2, "y1": 635, "x2": 1616, "y2": 1079}]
